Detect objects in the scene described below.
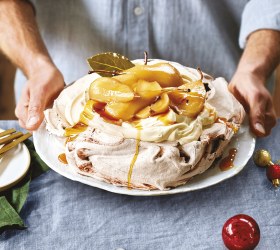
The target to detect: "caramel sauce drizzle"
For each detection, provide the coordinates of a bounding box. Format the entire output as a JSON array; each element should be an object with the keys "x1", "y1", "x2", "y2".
[
  {"x1": 93, "y1": 109, "x2": 121, "y2": 125},
  {"x1": 157, "y1": 112, "x2": 174, "y2": 126},
  {"x1": 216, "y1": 117, "x2": 238, "y2": 133},
  {"x1": 58, "y1": 153, "x2": 68, "y2": 164},
  {"x1": 127, "y1": 128, "x2": 141, "y2": 189},
  {"x1": 219, "y1": 148, "x2": 237, "y2": 171},
  {"x1": 131, "y1": 109, "x2": 174, "y2": 127},
  {"x1": 64, "y1": 100, "x2": 97, "y2": 138},
  {"x1": 65, "y1": 135, "x2": 79, "y2": 144},
  {"x1": 62, "y1": 101, "x2": 96, "y2": 161},
  {"x1": 205, "y1": 107, "x2": 216, "y2": 119},
  {"x1": 64, "y1": 122, "x2": 88, "y2": 137}
]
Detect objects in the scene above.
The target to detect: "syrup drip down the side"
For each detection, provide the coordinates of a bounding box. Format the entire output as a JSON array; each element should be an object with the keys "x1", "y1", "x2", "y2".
[
  {"x1": 216, "y1": 117, "x2": 239, "y2": 133},
  {"x1": 127, "y1": 128, "x2": 141, "y2": 189}
]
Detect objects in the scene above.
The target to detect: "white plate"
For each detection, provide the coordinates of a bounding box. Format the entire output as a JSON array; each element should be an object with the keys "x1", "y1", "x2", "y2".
[
  {"x1": 0, "y1": 129, "x2": 31, "y2": 192},
  {"x1": 33, "y1": 117, "x2": 255, "y2": 196}
]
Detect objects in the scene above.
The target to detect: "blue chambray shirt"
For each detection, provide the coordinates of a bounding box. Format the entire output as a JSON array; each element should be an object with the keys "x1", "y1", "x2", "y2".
[{"x1": 15, "y1": 0, "x2": 280, "y2": 99}]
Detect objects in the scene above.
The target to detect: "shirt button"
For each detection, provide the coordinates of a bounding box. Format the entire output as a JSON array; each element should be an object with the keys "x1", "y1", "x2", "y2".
[{"x1": 134, "y1": 6, "x2": 144, "y2": 16}]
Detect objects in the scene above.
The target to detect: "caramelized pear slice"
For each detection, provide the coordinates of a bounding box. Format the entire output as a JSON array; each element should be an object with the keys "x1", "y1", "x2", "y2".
[
  {"x1": 150, "y1": 93, "x2": 170, "y2": 115},
  {"x1": 135, "y1": 106, "x2": 151, "y2": 119},
  {"x1": 134, "y1": 80, "x2": 162, "y2": 99},
  {"x1": 177, "y1": 92, "x2": 205, "y2": 118},
  {"x1": 169, "y1": 91, "x2": 205, "y2": 118},
  {"x1": 104, "y1": 80, "x2": 163, "y2": 121},
  {"x1": 179, "y1": 79, "x2": 206, "y2": 96},
  {"x1": 89, "y1": 77, "x2": 134, "y2": 103},
  {"x1": 113, "y1": 74, "x2": 138, "y2": 88},
  {"x1": 168, "y1": 79, "x2": 206, "y2": 118},
  {"x1": 105, "y1": 99, "x2": 151, "y2": 121},
  {"x1": 168, "y1": 91, "x2": 186, "y2": 105},
  {"x1": 124, "y1": 63, "x2": 183, "y2": 87}
]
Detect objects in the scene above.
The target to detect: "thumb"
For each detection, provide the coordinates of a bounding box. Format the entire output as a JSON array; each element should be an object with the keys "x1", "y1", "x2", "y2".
[
  {"x1": 250, "y1": 103, "x2": 266, "y2": 136},
  {"x1": 26, "y1": 89, "x2": 45, "y2": 130}
]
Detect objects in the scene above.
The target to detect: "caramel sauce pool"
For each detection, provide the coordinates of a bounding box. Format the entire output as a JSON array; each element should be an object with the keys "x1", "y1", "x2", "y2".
[
  {"x1": 219, "y1": 148, "x2": 237, "y2": 171},
  {"x1": 127, "y1": 128, "x2": 141, "y2": 189},
  {"x1": 58, "y1": 153, "x2": 68, "y2": 164}
]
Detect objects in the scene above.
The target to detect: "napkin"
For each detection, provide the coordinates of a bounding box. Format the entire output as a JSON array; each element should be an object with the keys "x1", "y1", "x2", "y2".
[{"x1": 0, "y1": 140, "x2": 49, "y2": 233}]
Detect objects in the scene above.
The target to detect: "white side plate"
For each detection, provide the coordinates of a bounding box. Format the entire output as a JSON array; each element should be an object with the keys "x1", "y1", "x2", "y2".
[
  {"x1": 0, "y1": 129, "x2": 31, "y2": 192},
  {"x1": 33, "y1": 117, "x2": 255, "y2": 196}
]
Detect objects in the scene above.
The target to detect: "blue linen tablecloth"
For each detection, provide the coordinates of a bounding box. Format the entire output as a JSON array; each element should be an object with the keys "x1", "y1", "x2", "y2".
[{"x1": 0, "y1": 120, "x2": 279, "y2": 250}]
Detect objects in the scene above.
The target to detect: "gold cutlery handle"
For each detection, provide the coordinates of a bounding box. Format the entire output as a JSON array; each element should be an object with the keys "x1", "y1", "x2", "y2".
[
  {"x1": 0, "y1": 133, "x2": 32, "y2": 156},
  {"x1": 0, "y1": 131, "x2": 23, "y2": 145},
  {"x1": 0, "y1": 128, "x2": 16, "y2": 138}
]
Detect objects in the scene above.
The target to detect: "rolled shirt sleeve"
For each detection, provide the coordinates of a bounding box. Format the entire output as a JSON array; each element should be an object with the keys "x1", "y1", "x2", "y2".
[{"x1": 239, "y1": 0, "x2": 280, "y2": 48}]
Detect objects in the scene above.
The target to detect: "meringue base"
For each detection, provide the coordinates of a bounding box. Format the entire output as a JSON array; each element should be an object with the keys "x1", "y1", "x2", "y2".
[{"x1": 65, "y1": 122, "x2": 234, "y2": 190}]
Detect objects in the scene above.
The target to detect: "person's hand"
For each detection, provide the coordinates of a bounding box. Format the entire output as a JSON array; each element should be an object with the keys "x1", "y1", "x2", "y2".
[
  {"x1": 15, "y1": 62, "x2": 64, "y2": 131},
  {"x1": 228, "y1": 71, "x2": 277, "y2": 137}
]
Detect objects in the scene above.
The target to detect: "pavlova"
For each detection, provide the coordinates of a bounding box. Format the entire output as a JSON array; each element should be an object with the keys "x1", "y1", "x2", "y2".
[{"x1": 44, "y1": 53, "x2": 245, "y2": 190}]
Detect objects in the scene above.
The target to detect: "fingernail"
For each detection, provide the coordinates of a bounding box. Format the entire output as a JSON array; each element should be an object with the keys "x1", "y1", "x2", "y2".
[
  {"x1": 255, "y1": 122, "x2": 265, "y2": 134},
  {"x1": 27, "y1": 116, "x2": 39, "y2": 127}
]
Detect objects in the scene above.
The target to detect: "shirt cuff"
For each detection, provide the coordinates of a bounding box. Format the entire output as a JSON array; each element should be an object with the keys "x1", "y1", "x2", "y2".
[{"x1": 239, "y1": 0, "x2": 280, "y2": 48}]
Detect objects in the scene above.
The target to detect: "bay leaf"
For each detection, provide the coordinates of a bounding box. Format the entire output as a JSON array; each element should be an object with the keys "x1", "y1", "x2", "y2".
[{"x1": 87, "y1": 52, "x2": 135, "y2": 77}]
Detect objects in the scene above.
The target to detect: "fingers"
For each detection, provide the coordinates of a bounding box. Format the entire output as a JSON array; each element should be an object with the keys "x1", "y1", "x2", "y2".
[
  {"x1": 26, "y1": 86, "x2": 46, "y2": 130},
  {"x1": 15, "y1": 86, "x2": 29, "y2": 129},
  {"x1": 249, "y1": 102, "x2": 266, "y2": 137},
  {"x1": 14, "y1": 65, "x2": 65, "y2": 131},
  {"x1": 249, "y1": 96, "x2": 277, "y2": 137},
  {"x1": 15, "y1": 84, "x2": 45, "y2": 131},
  {"x1": 229, "y1": 72, "x2": 277, "y2": 137}
]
